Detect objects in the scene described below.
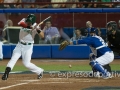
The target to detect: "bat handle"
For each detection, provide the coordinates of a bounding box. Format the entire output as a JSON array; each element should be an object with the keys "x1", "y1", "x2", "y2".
[{"x1": 38, "y1": 22, "x2": 43, "y2": 26}]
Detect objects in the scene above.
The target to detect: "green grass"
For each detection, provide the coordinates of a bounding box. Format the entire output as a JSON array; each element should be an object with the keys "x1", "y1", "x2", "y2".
[{"x1": 0, "y1": 64, "x2": 120, "y2": 72}]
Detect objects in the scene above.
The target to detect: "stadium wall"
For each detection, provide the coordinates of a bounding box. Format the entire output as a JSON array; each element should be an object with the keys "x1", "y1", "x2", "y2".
[
  {"x1": 1, "y1": 8, "x2": 120, "y2": 59},
  {"x1": 3, "y1": 45, "x2": 90, "y2": 59},
  {"x1": 3, "y1": 45, "x2": 120, "y2": 59}
]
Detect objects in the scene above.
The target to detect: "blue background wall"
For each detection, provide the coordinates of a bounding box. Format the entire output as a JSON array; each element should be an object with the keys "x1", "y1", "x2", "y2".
[
  {"x1": 3, "y1": 44, "x2": 90, "y2": 59},
  {"x1": 3, "y1": 44, "x2": 120, "y2": 59}
]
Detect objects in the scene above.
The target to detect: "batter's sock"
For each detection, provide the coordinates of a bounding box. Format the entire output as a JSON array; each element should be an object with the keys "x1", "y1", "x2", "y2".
[
  {"x1": 2, "y1": 67, "x2": 11, "y2": 80},
  {"x1": 5, "y1": 67, "x2": 11, "y2": 74}
]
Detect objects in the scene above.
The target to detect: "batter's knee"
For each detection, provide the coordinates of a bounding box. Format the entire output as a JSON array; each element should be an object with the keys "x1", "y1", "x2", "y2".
[{"x1": 23, "y1": 62, "x2": 31, "y2": 68}]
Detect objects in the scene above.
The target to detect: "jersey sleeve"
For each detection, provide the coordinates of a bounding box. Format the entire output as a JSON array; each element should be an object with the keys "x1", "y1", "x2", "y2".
[{"x1": 73, "y1": 37, "x2": 92, "y2": 45}]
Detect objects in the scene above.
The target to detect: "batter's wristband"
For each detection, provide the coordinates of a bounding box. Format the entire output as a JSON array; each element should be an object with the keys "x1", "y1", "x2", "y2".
[{"x1": 37, "y1": 30, "x2": 41, "y2": 34}]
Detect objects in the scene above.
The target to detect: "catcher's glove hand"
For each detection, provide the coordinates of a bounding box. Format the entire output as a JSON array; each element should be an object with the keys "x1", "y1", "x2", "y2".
[{"x1": 59, "y1": 40, "x2": 69, "y2": 50}]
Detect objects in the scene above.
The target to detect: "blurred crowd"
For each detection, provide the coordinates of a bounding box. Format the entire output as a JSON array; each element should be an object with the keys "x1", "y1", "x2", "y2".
[
  {"x1": 1, "y1": 19, "x2": 120, "y2": 45},
  {"x1": 0, "y1": 0, "x2": 120, "y2": 45},
  {"x1": 0, "y1": 0, "x2": 120, "y2": 8}
]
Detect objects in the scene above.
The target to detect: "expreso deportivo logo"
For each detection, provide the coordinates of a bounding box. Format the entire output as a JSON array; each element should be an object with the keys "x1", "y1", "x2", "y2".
[{"x1": 49, "y1": 71, "x2": 120, "y2": 78}]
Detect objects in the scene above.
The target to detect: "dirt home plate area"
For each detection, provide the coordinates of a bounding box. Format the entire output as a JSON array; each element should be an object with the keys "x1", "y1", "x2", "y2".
[{"x1": 0, "y1": 59, "x2": 120, "y2": 90}]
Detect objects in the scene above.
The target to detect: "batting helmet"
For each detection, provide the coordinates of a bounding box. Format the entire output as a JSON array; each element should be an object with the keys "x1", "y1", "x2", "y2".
[{"x1": 25, "y1": 14, "x2": 36, "y2": 24}]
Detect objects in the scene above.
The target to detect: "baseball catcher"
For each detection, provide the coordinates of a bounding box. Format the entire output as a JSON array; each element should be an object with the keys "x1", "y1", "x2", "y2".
[{"x1": 59, "y1": 28, "x2": 114, "y2": 79}]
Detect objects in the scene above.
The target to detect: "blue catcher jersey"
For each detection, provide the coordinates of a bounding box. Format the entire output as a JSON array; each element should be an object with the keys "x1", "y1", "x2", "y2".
[{"x1": 73, "y1": 35, "x2": 112, "y2": 57}]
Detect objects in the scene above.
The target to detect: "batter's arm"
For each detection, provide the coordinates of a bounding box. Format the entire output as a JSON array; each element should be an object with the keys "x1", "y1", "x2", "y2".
[
  {"x1": 38, "y1": 31, "x2": 44, "y2": 39},
  {"x1": 36, "y1": 26, "x2": 44, "y2": 39},
  {"x1": 72, "y1": 37, "x2": 92, "y2": 45}
]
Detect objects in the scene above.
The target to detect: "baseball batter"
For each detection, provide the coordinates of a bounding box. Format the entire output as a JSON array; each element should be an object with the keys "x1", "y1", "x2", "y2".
[
  {"x1": 60, "y1": 28, "x2": 114, "y2": 79},
  {"x1": 2, "y1": 14, "x2": 44, "y2": 80}
]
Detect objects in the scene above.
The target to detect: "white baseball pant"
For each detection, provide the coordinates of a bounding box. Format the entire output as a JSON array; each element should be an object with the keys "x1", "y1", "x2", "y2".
[
  {"x1": 7, "y1": 42, "x2": 44, "y2": 75},
  {"x1": 96, "y1": 51, "x2": 114, "y2": 66}
]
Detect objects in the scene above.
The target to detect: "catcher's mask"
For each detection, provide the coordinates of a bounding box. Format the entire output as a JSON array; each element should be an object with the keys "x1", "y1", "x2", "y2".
[
  {"x1": 106, "y1": 21, "x2": 117, "y2": 35},
  {"x1": 25, "y1": 14, "x2": 36, "y2": 25}
]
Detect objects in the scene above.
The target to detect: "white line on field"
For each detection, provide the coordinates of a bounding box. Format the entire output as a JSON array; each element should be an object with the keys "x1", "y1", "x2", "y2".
[
  {"x1": 0, "y1": 80, "x2": 39, "y2": 90},
  {"x1": 0, "y1": 82, "x2": 28, "y2": 90},
  {"x1": 33, "y1": 82, "x2": 73, "y2": 84}
]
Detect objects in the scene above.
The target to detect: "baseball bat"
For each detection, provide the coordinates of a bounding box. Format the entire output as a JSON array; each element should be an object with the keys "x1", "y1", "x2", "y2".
[{"x1": 38, "y1": 16, "x2": 51, "y2": 26}]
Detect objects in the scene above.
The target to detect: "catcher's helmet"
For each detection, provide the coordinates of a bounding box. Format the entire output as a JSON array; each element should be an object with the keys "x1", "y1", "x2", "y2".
[
  {"x1": 90, "y1": 27, "x2": 96, "y2": 33},
  {"x1": 85, "y1": 27, "x2": 96, "y2": 33},
  {"x1": 25, "y1": 14, "x2": 36, "y2": 24},
  {"x1": 84, "y1": 27, "x2": 96, "y2": 36},
  {"x1": 107, "y1": 21, "x2": 117, "y2": 35}
]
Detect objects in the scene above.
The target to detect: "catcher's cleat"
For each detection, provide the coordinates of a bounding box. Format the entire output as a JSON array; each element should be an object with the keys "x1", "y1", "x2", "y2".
[
  {"x1": 37, "y1": 72, "x2": 43, "y2": 79},
  {"x1": 103, "y1": 72, "x2": 113, "y2": 79},
  {"x1": 2, "y1": 73, "x2": 8, "y2": 80},
  {"x1": 103, "y1": 75, "x2": 113, "y2": 79}
]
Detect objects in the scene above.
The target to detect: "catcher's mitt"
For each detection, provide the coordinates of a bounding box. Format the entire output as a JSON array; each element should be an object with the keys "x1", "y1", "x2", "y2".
[{"x1": 59, "y1": 40, "x2": 69, "y2": 50}]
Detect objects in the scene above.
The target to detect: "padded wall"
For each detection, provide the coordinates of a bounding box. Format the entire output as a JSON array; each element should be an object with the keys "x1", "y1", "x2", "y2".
[
  {"x1": 2, "y1": 44, "x2": 120, "y2": 59},
  {"x1": 51, "y1": 45, "x2": 90, "y2": 59},
  {"x1": 10, "y1": 44, "x2": 51, "y2": 59},
  {"x1": 3, "y1": 45, "x2": 11, "y2": 58},
  {"x1": 32, "y1": 45, "x2": 51, "y2": 58}
]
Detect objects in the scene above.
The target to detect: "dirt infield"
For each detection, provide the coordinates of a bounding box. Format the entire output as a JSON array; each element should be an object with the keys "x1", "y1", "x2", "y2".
[
  {"x1": 0, "y1": 74, "x2": 120, "y2": 90},
  {"x1": 0, "y1": 59, "x2": 120, "y2": 90}
]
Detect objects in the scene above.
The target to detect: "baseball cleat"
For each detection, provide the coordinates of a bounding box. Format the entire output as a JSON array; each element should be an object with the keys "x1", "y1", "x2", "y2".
[
  {"x1": 37, "y1": 72, "x2": 43, "y2": 79},
  {"x1": 103, "y1": 76, "x2": 113, "y2": 79},
  {"x1": 103, "y1": 72, "x2": 113, "y2": 79},
  {"x1": 0, "y1": 58, "x2": 3, "y2": 61},
  {"x1": 2, "y1": 73, "x2": 8, "y2": 80}
]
